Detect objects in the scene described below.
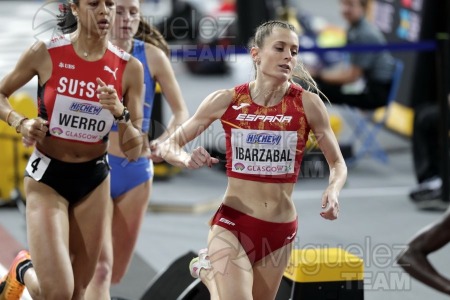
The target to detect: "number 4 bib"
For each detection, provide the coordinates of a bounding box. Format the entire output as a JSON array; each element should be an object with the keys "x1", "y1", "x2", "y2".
[{"x1": 26, "y1": 149, "x2": 51, "y2": 181}]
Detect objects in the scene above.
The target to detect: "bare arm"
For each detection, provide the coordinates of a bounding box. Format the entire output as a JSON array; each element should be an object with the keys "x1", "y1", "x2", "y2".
[
  {"x1": 147, "y1": 44, "x2": 189, "y2": 142},
  {"x1": 160, "y1": 89, "x2": 232, "y2": 169},
  {"x1": 0, "y1": 41, "x2": 51, "y2": 143},
  {"x1": 303, "y1": 90, "x2": 347, "y2": 220},
  {"x1": 397, "y1": 213, "x2": 450, "y2": 295},
  {"x1": 117, "y1": 56, "x2": 145, "y2": 161}
]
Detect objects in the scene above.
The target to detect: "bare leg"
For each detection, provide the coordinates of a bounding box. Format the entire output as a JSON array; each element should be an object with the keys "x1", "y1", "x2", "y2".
[
  {"x1": 84, "y1": 195, "x2": 114, "y2": 300},
  {"x1": 23, "y1": 178, "x2": 74, "y2": 300},
  {"x1": 111, "y1": 180, "x2": 151, "y2": 283},
  {"x1": 252, "y1": 244, "x2": 292, "y2": 300},
  {"x1": 198, "y1": 268, "x2": 219, "y2": 300},
  {"x1": 85, "y1": 180, "x2": 151, "y2": 299},
  {"x1": 69, "y1": 177, "x2": 110, "y2": 300},
  {"x1": 204, "y1": 226, "x2": 254, "y2": 299}
]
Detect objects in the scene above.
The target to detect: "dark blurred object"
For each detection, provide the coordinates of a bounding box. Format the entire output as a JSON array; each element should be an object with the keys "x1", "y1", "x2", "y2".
[
  {"x1": 409, "y1": 104, "x2": 450, "y2": 211},
  {"x1": 140, "y1": 251, "x2": 199, "y2": 300},
  {"x1": 409, "y1": 176, "x2": 447, "y2": 211},
  {"x1": 236, "y1": 0, "x2": 276, "y2": 47},
  {"x1": 157, "y1": 0, "x2": 237, "y2": 75},
  {"x1": 155, "y1": 0, "x2": 201, "y2": 42}
]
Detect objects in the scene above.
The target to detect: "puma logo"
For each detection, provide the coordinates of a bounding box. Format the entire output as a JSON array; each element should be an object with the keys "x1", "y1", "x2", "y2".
[
  {"x1": 104, "y1": 66, "x2": 118, "y2": 80},
  {"x1": 232, "y1": 103, "x2": 250, "y2": 110}
]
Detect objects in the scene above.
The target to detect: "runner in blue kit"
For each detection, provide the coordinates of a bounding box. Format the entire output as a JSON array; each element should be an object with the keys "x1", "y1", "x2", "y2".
[{"x1": 85, "y1": 0, "x2": 189, "y2": 298}]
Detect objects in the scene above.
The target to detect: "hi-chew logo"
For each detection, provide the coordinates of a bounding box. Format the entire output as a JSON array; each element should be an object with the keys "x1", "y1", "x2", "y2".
[
  {"x1": 70, "y1": 102, "x2": 102, "y2": 115},
  {"x1": 246, "y1": 133, "x2": 281, "y2": 145}
]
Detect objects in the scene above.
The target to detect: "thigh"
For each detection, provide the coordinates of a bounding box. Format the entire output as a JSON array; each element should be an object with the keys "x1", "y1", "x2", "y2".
[
  {"x1": 69, "y1": 175, "x2": 111, "y2": 289},
  {"x1": 113, "y1": 178, "x2": 151, "y2": 226},
  {"x1": 112, "y1": 179, "x2": 151, "y2": 278},
  {"x1": 207, "y1": 226, "x2": 254, "y2": 299},
  {"x1": 252, "y1": 244, "x2": 293, "y2": 300},
  {"x1": 24, "y1": 177, "x2": 75, "y2": 294}
]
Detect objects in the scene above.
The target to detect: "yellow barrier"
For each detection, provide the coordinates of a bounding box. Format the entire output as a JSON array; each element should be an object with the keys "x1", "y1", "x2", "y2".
[
  {"x1": 373, "y1": 101, "x2": 414, "y2": 138},
  {"x1": 0, "y1": 92, "x2": 36, "y2": 201},
  {"x1": 283, "y1": 248, "x2": 364, "y2": 299}
]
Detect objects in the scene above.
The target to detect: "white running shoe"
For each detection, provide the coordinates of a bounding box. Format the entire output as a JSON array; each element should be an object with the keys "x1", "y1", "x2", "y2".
[{"x1": 189, "y1": 248, "x2": 211, "y2": 278}]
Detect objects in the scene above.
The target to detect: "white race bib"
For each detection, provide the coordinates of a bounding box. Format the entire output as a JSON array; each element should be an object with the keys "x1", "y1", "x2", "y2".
[
  {"x1": 49, "y1": 94, "x2": 114, "y2": 143},
  {"x1": 26, "y1": 149, "x2": 51, "y2": 181},
  {"x1": 230, "y1": 128, "x2": 297, "y2": 176}
]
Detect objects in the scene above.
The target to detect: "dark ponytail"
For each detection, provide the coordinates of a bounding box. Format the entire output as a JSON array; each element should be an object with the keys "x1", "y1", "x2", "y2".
[
  {"x1": 57, "y1": 1, "x2": 79, "y2": 34},
  {"x1": 135, "y1": 17, "x2": 170, "y2": 57}
]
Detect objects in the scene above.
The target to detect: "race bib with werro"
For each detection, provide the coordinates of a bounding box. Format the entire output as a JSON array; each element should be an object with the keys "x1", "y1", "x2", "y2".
[{"x1": 49, "y1": 95, "x2": 114, "y2": 143}]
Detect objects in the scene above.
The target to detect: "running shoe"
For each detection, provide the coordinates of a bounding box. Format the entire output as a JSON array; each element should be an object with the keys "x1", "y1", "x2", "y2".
[
  {"x1": 189, "y1": 248, "x2": 211, "y2": 279},
  {"x1": 0, "y1": 250, "x2": 31, "y2": 300}
]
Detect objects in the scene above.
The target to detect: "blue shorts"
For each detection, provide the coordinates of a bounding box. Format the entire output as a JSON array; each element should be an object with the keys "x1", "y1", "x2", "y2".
[{"x1": 109, "y1": 154, "x2": 153, "y2": 199}]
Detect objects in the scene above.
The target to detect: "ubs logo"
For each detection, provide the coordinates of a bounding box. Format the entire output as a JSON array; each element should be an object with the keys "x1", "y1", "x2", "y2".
[{"x1": 59, "y1": 62, "x2": 75, "y2": 70}]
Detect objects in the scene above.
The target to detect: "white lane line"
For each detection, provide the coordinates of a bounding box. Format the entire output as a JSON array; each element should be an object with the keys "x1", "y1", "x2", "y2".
[{"x1": 293, "y1": 186, "x2": 409, "y2": 199}]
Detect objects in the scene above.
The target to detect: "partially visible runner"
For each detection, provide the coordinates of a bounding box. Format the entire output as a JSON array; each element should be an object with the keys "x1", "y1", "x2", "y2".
[
  {"x1": 0, "y1": 0, "x2": 144, "y2": 299},
  {"x1": 85, "y1": 0, "x2": 189, "y2": 298},
  {"x1": 397, "y1": 209, "x2": 450, "y2": 296}
]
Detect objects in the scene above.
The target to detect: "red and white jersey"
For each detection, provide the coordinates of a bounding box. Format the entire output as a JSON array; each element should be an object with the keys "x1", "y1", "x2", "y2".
[
  {"x1": 37, "y1": 35, "x2": 130, "y2": 144},
  {"x1": 220, "y1": 83, "x2": 311, "y2": 183}
]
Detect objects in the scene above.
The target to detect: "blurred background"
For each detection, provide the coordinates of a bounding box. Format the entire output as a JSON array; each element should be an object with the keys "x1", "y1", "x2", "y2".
[{"x1": 0, "y1": 0, "x2": 449, "y2": 299}]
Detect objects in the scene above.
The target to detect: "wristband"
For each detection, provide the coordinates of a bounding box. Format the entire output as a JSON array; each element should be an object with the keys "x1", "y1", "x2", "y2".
[
  {"x1": 5, "y1": 110, "x2": 14, "y2": 126},
  {"x1": 11, "y1": 117, "x2": 28, "y2": 133}
]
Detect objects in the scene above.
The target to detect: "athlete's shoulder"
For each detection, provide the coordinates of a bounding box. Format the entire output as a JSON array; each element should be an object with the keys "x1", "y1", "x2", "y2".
[
  {"x1": 107, "y1": 42, "x2": 131, "y2": 61},
  {"x1": 143, "y1": 42, "x2": 169, "y2": 64},
  {"x1": 45, "y1": 34, "x2": 71, "y2": 50},
  {"x1": 209, "y1": 88, "x2": 234, "y2": 102}
]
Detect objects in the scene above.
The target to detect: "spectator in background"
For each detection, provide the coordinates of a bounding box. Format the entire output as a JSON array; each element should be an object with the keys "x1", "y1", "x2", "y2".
[
  {"x1": 313, "y1": 0, "x2": 395, "y2": 109},
  {"x1": 409, "y1": 104, "x2": 449, "y2": 210}
]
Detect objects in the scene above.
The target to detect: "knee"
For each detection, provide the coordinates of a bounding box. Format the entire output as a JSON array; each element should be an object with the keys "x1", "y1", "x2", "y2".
[{"x1": 92, "y1": 260, "x2": 113, "y2": 286}]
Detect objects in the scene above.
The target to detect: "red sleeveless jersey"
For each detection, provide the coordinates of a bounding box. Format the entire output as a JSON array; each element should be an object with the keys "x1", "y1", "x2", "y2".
[
  {"x1": 37, "y1": 35, "x2": 130, "y2": 144},
  {"x1": 220, "y1": 83, "x2": 311, "y2": 183}
]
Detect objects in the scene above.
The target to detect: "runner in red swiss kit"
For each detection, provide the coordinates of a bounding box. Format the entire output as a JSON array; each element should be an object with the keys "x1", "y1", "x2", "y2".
[
  {"x1": 0, "y1": 1, "x2": 144, "y2": 299},
  {"x1": 162, "y1": 20, "x2": 347, "y2": 300}
]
